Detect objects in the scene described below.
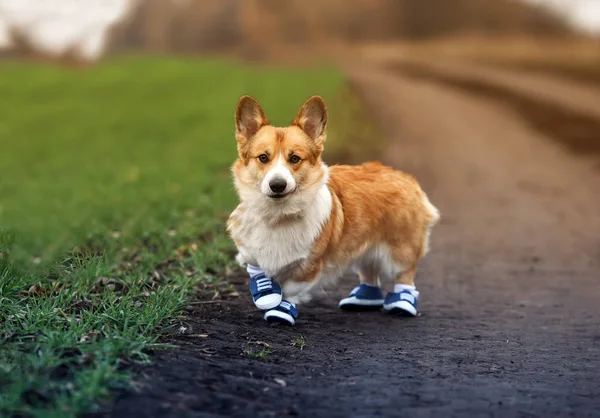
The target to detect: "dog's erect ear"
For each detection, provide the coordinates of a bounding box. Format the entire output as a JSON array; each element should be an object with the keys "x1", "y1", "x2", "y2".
[
  {"x1": 293, "y1": 96, "x2": 327, "y2": 145},
  {"x1": 235, "y1": 95, "x2": 269, "y2": 144}
]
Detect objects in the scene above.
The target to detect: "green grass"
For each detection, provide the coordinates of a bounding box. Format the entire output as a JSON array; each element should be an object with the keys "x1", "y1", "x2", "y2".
[{"x1": 0, "y1": 56, "x2": 354, "y2": 416}]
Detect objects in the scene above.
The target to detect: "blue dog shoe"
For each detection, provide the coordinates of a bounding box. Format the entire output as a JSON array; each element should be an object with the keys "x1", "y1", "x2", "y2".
[
  {"x1": 339, "y1": 284, "x2": 384, "y2": 310},
  {"x1": 248, "y1": 264, "x2": 282, "y2": 310},
  {"x1": 264, "y1": 300, "x2": 298, "y2": 326},
  {"x1": 383, "y1": 290, "x2": 419, "y2": 316}
]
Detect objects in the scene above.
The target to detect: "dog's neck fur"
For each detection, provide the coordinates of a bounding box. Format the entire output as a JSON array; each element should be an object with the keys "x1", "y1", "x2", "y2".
[{"x1": 234, "y1": 164, "x2": 333, "y2": 275}]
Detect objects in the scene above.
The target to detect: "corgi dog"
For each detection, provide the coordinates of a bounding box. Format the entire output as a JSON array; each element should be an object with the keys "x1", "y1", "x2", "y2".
[{"x1": 227, "y1": 95, "x2": 439, "y2": 314}]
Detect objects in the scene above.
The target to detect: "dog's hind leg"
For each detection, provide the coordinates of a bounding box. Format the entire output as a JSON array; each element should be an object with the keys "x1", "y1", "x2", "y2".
[
  {"x1": 356, "y1": 249, "x2": 382, "y2": 287},
  {"x1": 383, "y1": 242, "x2": 421, "y2": 316},
  {"x1": 395, "y1": 267, "x2": 416, "y2": 287},
  {"x1": 339, "y1": 248, "x2": 385, "y2": 310}
]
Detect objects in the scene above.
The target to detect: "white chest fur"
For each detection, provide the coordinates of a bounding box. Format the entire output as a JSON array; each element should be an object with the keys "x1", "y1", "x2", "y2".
[{"x1": 231, "y1": 184, "x2": 332, "y2": 276}]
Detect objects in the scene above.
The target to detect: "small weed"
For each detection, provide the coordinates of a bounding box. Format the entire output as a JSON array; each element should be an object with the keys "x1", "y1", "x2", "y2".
[
  {"x1": 243, "y1": 347, "x2": 272, "y2": 361},
  {"x1": 291, "y1": 335, "x2": 307, "y2": 350},
  {"x1": 244, "y1": 340, "x2": 272, "y2": 360}
]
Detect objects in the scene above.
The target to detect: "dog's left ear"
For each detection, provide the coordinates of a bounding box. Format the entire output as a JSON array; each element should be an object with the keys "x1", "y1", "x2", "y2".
[{"x1": 293, "y1": 96, "x2": 327, "y2": 145}]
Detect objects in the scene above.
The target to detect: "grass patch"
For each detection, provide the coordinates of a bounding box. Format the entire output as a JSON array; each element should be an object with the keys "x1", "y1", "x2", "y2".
[{"x1": 0, "y1": 56, "x2": 365, "y2": 416}]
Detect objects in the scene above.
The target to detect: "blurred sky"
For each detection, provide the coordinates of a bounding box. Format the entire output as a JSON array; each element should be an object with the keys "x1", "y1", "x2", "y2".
[
  {"x1": 0, "y1": 0, "x2": 599, "y2": 59},
  {"x1": 523, "y1": 0, "x2": 600, "y2": 34},
  {"x1": 0, "y1": 0, "x2": 138, "y2": 59}
]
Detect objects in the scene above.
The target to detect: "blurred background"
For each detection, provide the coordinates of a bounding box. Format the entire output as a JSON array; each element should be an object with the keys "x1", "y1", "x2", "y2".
[
  {"x1": 0, "y1": 0, "x2": 599, "y2": 62},
  {"x1": 0, "y1": 0, "x2": 600, "y2": 60}
]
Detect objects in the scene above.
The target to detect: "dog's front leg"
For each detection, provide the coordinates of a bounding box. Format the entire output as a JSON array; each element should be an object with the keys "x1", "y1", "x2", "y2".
[
  {"x1": 281, "y1": 264, "x2": 321, "y2": 305},
  {"x1": 235, "y1": 252, "x2": 248, "y2": 267}
]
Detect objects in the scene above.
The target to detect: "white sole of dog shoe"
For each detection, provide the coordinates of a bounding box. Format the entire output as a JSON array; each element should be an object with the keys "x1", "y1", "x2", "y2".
[
  {"x1": 264, "y1": 309, "x2": 295, "y2": 325},
  {"x1": 339, "y1": 296, "x2": 384, "y2": 307},
  {"x1": 254, "y1": 293, "x2": 283, "y2": 310},
  {"x1": 383, "y1": 300, "x2": 418, "y2": 316}
]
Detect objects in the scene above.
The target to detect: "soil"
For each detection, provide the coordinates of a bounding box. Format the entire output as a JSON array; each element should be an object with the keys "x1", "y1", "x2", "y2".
[{"x1": 99, "y1": 54, "x2": 600, "y2": 418}]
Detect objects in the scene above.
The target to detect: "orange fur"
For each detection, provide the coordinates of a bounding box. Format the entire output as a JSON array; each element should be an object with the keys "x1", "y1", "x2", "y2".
[{"x1": 304, "y1": 162, "x2": 438, "y2": 283}]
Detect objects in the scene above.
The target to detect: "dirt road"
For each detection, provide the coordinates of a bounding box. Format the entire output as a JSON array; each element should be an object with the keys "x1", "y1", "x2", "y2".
[{"x1": 102, "y1": 53, "x2": 600, "y2": 417}]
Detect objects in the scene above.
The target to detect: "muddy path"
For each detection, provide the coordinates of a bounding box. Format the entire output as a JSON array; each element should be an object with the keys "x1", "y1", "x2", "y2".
[{"x1": 100, "y1": 55, "x2": 600, "y2": 418}]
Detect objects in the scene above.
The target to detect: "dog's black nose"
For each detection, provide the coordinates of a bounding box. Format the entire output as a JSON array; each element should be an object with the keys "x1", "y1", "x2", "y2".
[{"x1": 269, "y1": 178, "x2": 287, "y2": 194}]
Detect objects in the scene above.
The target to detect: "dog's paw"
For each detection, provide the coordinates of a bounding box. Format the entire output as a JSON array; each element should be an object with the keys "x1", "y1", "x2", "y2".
[
  {"x1": 287, "y1": 293, "x2": 313, "y2": 305},
  {"x1": 235, "y1": 252, "x2": 247, "y2": 267},
  {"x1": 283, "y1": 280, "x2": 315, "y2": 305}
]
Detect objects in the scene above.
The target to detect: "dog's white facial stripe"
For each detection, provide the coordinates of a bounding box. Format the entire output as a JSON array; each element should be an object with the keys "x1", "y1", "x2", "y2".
[{"x1": 260, "y1": 154, "x2": 296, "y2": 196}]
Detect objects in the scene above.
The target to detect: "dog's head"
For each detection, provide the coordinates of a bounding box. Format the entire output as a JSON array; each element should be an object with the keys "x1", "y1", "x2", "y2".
[{"x1": 232, "y1": 95, "x2": 328, "y2": 208}]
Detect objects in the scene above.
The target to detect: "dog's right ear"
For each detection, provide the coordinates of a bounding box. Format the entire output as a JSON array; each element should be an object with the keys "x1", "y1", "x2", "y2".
[{"x1": 235, "y1": 95, "x2": 269, "y2": 144}]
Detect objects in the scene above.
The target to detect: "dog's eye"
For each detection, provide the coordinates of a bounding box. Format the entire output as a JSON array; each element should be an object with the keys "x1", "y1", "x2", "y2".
[
  {"x1": 289, "y1": 155, "x2": 301, "y2": 164},
  {"x1": 258, "y1": 154, "x2": 269, "y2": 164}
]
